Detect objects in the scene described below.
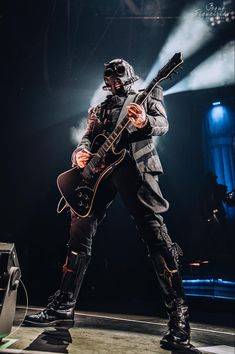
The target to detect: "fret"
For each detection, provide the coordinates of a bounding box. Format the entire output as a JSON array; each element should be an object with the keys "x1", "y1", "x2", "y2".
[
  {"x1": 108, "y1": 137, "x2": 115, "y2": 145},
  {"x1": 120, "y1": 117, "x2": 128, "y2": 126},
  {"x1": 102, "y1": 142, "x2": 110, "y2": 152},
  {"x1": 114, "y1": 127, "x2": 121, "y2": 135},
  {"x1": 111, "y1": 131, "x2": 118, "y2": 139},
  {"x1": 98, "y1": 146, "x2": 106, "y2": 156},
  {"x1": 104, "y1": 143, "x2": 112, "y2": 151},
  {"x1": 88, "y1": 161, "x2": 95, "y2": 171},
  {"x1": 115, "y1": 127, "x2": 122, "y2": 134},
  {"x1": 103, "y1": 141, "x2": 110, "y2": 148}
]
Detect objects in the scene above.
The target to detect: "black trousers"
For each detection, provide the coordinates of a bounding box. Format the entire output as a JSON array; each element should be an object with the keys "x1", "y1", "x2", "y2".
[{"x1": 68, "y1": 154, "x2": 172, "y2": 256}]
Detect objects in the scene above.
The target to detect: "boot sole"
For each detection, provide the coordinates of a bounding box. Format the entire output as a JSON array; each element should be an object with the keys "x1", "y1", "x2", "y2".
[{"x1": 23, "y1": 319, "x2": 74, "y2": 327}]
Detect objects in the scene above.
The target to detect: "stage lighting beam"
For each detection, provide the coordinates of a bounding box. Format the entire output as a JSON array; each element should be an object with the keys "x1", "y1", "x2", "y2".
[
  {"x1": 164, "y1": 41, "x2": 235, "y2": 95},
  {"x1": 145, "y1": 2, "x2": 213, "y2": 84}
]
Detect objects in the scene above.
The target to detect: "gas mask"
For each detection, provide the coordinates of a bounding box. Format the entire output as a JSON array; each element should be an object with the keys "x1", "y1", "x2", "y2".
[{"x1": 103, "y1": 59, "x2": 139, "y2": 95}]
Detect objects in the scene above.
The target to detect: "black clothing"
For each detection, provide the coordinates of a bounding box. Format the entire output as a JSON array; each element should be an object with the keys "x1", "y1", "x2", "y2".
[
  {"x1": 103, "y1": 94, "x2": 127, "y2": 133},
  {"x1": 24, "y1": 82, "x2": 191, "y2": 350},
  {"x1": 69, "y1": 154, "x2": 170, "y2": 255},
  {"x1": 69, "y1": 88, "x2": 191, "y2": 348}
]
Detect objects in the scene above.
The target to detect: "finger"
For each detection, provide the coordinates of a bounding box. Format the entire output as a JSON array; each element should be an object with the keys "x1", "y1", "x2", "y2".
[
  {"x1": 78, "y1": 155, "x2": 90, "y2": 160},
  {"x1": 77, "y1": 149, "x2": 91, "y2": 157},
  {"x1": 128, "y1": 106, "x2": 140, "y2": 115},
  {"x1": 77, "y1": 151, "x2": 91, "y2": 158},
  {"x1": 78, "y1": 163, "x2": 86, "y2": 168},
  {"x1": 130, "y1": 114, "x2": 144, "y2": 122},
  {"x1": 81, "y1": 151, "x2": 91, "y2": 156},
  {"x1": 130, "y1": 113, "x2": 146, "y2": 125},
  {"x1": 128, "y1": 108, "x2": 142, "y2": 118},
  {"x1": 77, "y1": 157, "x2": 90, "y2": 163},
  {"x1": 128, "y1": 105, "x2": 143, "y2": 114},
  {"x1": 129, "y1": 103, "x2": 143, "y2": 113},
  {"x1": 129, "y1": 117, "x2": 143, "y2": 127},
  {"x1": 77, "y1": 160, "x2": 87, "y2": 167},
  {"x1": 83, "y1": 148, "x2": 91, "y2": 154},
  {"x1": 128, "y1": 117, "x2": 143, "y2": 126}
]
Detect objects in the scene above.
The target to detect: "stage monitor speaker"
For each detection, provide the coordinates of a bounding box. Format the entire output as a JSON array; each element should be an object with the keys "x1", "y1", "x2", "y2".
[{"x1": 0, "y1": 243, "x2": 21, "y2": 341}]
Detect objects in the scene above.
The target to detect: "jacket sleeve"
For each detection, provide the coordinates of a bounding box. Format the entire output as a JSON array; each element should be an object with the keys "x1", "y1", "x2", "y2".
[
  {"x1": 71, "y1": 106, "x2": 102, "y2": 165},
  {"x1": 138, "y1": 85, "x2": 168, "y2": 137}
]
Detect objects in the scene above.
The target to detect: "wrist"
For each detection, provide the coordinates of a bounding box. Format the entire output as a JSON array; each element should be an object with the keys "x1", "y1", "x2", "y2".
[{"x1": 137, "y1": 115, "x2": 148, "y2": 129}]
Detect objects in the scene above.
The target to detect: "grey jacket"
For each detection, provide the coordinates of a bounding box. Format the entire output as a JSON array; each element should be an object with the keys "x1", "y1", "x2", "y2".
[{"x1": 73, "y1": 85, "x2": 168, "y2": 174}]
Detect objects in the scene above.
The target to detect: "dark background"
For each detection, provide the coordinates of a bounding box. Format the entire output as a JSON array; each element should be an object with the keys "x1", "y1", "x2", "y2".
[{"x1": 0, "y1": 0, "x2": 234, "y2": 310}]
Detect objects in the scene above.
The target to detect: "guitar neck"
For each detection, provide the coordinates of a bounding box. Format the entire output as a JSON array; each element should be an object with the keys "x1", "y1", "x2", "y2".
[
  {"x1": 86, "y1": 52, "x2": 183, "y2": 171},
  {"x1": 99, "y1": 77, "x2": 162, "y2": 154}
]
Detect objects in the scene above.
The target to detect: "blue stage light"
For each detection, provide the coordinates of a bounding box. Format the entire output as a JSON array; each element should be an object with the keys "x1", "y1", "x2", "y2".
[
  {"x1": 210, "y1": 104, "x2": 224, "y2": 122},
  {"x1": 183, "y1": 279, "x2": 235, "y2": 285},
  {"x1": 183, "y1": 278, "x2": 235, "y2": 299},
  {"x1": 206, "y1": 102, "x2": 235, "y2": 220},
  {"x1": 207, "y1": 103, "x2": 231, "y2": 136}
]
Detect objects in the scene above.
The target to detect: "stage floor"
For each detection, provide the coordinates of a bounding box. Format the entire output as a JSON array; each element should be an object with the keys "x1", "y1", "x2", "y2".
[{"x1": 0, "y1": 307, "x2": 234, "y2": 354}]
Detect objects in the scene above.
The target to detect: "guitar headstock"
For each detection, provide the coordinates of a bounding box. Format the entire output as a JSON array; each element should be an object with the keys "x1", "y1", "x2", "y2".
[{"x1": 156, "y1": 52, "x2": 183, "y2": 83}]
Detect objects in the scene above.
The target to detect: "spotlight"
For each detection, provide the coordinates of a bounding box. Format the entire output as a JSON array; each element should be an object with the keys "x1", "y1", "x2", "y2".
[
  {"x1": 211, "y1": 105, "x2": 224, "y2": 122},
  {"x1": 164, "y1": 41, "x2": 235, "y2": 95},
  {"x1": 145, "y1": 2, "x2": 213, "y2": 84},
  {"x1": 208, "y1": 102, "x2": 231, "y2": 128}
]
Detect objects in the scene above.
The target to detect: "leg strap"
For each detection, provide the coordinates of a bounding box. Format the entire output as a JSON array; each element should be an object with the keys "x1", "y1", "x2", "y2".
[{"x1": 60, "y1": 249, "x2": 91, "y2": 301}]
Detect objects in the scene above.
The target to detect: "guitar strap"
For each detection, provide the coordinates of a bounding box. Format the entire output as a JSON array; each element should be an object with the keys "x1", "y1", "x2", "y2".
[{"x1": 115, "y1": 91, "x2": 137, "y2": 132}]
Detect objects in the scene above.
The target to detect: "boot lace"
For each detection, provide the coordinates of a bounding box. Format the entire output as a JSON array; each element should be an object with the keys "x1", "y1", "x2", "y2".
[{"x1": 47, "y1": 290, "x2": 63, "y2": 309}]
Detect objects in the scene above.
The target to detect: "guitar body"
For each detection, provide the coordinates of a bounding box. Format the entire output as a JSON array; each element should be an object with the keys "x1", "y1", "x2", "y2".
[{"x1": 57, "y1": 134, "x2": 126, "y2": 217}]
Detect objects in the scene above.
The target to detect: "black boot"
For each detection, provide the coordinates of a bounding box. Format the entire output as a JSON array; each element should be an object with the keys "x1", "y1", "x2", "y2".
[
  {"x1": 23, "y1": 250, "x2": 90, "y2": 327},
  {"x1": 23, "y1": 290, "x2": 76, "y2": 327},
  {"x1": 148, "y1": 225, "x2": 192, "y2": 350},
  {"x1": 160, "y1": 298, "x2": 191, "y2": 350}
]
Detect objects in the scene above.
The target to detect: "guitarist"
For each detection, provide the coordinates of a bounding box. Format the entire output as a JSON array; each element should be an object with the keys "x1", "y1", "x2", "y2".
[{"x1": 24, "y1": 59, "x2": 192, "y2": 351}]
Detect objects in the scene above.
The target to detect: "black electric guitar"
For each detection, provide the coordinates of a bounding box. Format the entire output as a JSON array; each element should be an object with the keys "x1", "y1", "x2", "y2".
[{"x1": 57, "y1": 53, "x2": 183, "y2": 217}]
